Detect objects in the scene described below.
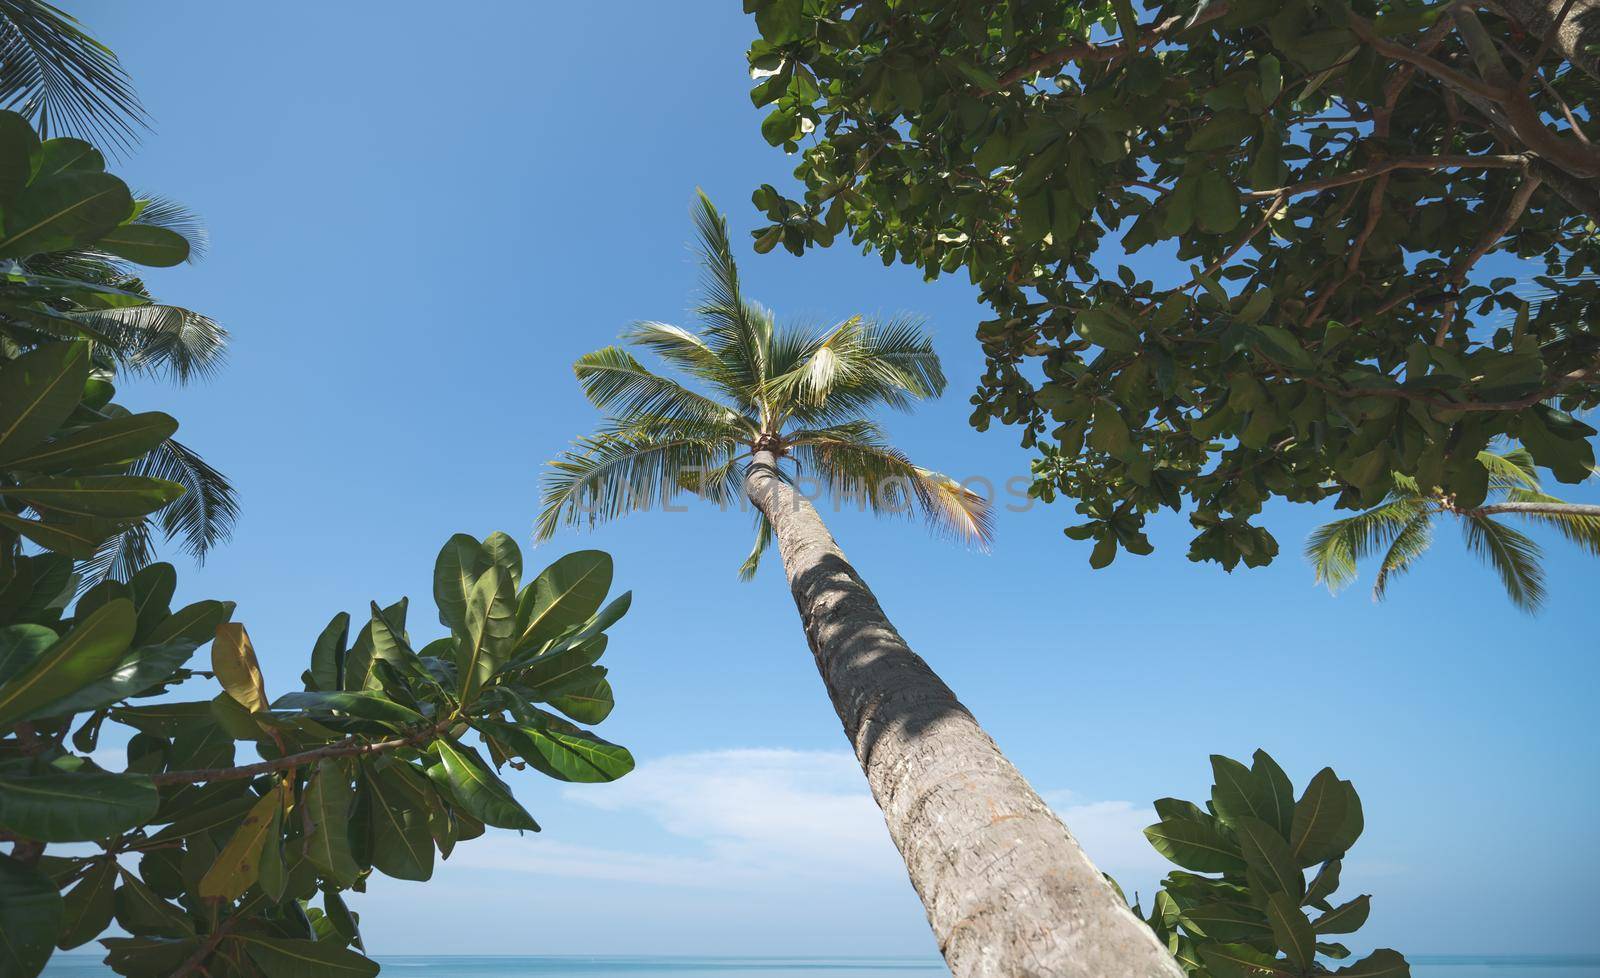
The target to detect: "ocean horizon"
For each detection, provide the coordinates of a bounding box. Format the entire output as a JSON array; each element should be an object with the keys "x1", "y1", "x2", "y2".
[{"x1": 39, "y1": 953, "x2": 1600, "y2": 977}]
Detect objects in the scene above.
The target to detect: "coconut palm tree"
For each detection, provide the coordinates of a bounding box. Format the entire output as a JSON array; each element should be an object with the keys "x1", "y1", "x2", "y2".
[
  {"x1": 538, "y1": 194, "x2": 1184, "y2": 978},
  {"x1": 1307, "y1": 446, "x2": 1600, "y2": 611}
]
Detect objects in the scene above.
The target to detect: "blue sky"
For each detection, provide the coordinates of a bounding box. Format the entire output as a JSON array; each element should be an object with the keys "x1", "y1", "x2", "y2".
[{"x1": 75, "y1": 0, "x2": 1598, "y2": 959}]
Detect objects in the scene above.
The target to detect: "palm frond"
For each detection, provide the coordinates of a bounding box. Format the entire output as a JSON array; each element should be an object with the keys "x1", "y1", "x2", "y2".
[
  {"x1": 738, "y1": 510, "x2": 774, "y2": 581},
  {"x1": 537, "y1": 430, "x2": 728, "y2": 540},
  {"x1": 0, "y1": 0, "x2": 145, "y2": 151},
  {"x1": 1461, "y1": 514, "x2": 1547, "y2": 612},
  {"x1": 690, "y1": 192, "x2": 769, "y2": 397},
  {"x1": 1479, "y1": 448, "x2": 1541, "y2": 492},
  {"x1": 1304, "y1": 497, "x2": 1427, "y2": 593},
  {"x1": 622, "y1": 320, "x2": 739, "y2": 392},
  {"x1": 791, "y1": 432, "x2": 993, "y2": 548},
  {"x1": 1503, "y1": 488, "x2": 1600, "y2": 555},
  {"x1": 573, "y1": 346, "x2": 753, "y2": 433},
  {"x1": 1371, "y1": 511, "x2": 1434, "y2": 601},
  {"x1": 128, "y1": 437, "x2": 239, "y2": 563},
  {"x1": 75, "y1": 518, "x2": 154, "y2": 591},
  {"x1": 72, "y1": 304, "x2": 227, "y2": 384},
  {"x1": 131, "y1": 194, "x2": 209, "y2": 262}
]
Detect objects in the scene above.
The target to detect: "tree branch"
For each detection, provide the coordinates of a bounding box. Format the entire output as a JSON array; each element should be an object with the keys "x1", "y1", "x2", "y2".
[
  {"x1": 1462, "y1": 500, "x2": 1600, "y2": 517},
  {"x1": 149, "y1": 721, "x2": 448, "y2": 786},
  {"x1": 1245, "y1": 154, "x2": 1529, "y2": 199},
  {"x1": 992, "y1": 3, "x2": 1231, "y2": 88}
]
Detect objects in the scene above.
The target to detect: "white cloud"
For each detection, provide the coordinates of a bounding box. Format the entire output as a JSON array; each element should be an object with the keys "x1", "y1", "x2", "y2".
[{"x1": 450, "y1": 748, "x2": 1160, "y2": 895}]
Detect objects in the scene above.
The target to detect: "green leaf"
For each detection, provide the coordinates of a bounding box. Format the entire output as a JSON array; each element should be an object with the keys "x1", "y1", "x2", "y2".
[
  {"x1": 128, "y1": 563, "x2": 176, "y2": 640},
  {"x1": 1313, "y1": 894, "x2": 1370, "y2": 934},
  {"x1": 428, "y1": 738, "x2": 539, "y2": 831},
  {"x1": 481, "y1": 531, "x2": 523, "y2": 587},
  {"x1": 0, "y1": 597, "x2": 134, "y2": 725},
  {"x1": 0, "y1": 511, "x2": 113, "y2": 558},
  {"x1": 113, "y1": 870, "x2": 192, "y2": 938},
  {"x1": 101, "y1": 937, "x2": 200, "y2": 977},
  {"x1": 35, "y1": 138, "x2": 104, "y2": 177},
  {"x1": 0, "y1": 854, "x2": 62, "y2": 978},
  {"x1": 1334, "y1": 949, "x2": 1410, "y2": 977},
  {"x1": 1181, "y1": 902, "x2": 1273, "y2": 943},
  {"x1": 96, "y1": 224, "x2": 189, "y2": 267},
  {"x1": 198, "y1": 783, "x2": 287, "y2": 900},
  {"x1": 143, "y1": 599, "x2": 233, "y2": 647},
  {"x1": 0, "y1": 411, "x2": 177, "y2": 473},
  {"x1": 539, "y1": 665, "x2": 615, "y2": 724},
  {"x1": 1234, "y1": 815, "x2": 1303, "y2": 899},
  {"x1": 56, "y1": 858, "x2": 116, "y2": 950},
  {"x1": 237, "y1": 935, "x2": 378, "y2": 978},
  {"x1": 32, "y1": 640, "x2": 197, "y2": 717},
  {"x1": 1266, "y1": 891, "x2": 1317, "y2": 972},
  {"x1": 309, "y1": 612, "x2": 350, "y2": 692},
  {"x1": 0, "y1": 341, "x2": 91, "y2": 465},
  {"x1": 1199, "y1": 943, "x2": 1292, "y2": 978},
  {"x1": 459, "y1": 564, "x2": 516, "y2": 703},
  {"x1": 362, "y1": 762, "x2": 434, "y2": 882},
  {"x1": 1186, "y1": 112, "x2": 1257, "y2": 152},
  {"x1": 516, "y1": 550, "x2": 612, "y2": 652},
  {"x1": 1144, "y1": 816, "x2": 1245, "y2": 872},
  {"x1": 271, "y1": 690, "x2": 426, "y2": 729},
  {"x1": 1211, "y1": 753, "x2": 1278, "y2": 829},
  {"x1": 433, "y1": 533, "x2": 488, "y2": 634},
  {"x1": 211, "y1": 622, "x2": 268, "y2": 714},
  {"x1": 0, "y1": 171, "x2": 133, "y2": 257},
  {"x1": 6, "y1": 475, "x2": 183, "y2": 518},
  {"x1": 0, "y1": 625, "x2": 56, "y2": 686},
  {"x1": 0, "y1": 770, "x2": 158, "y2": 843},
  {"x1": 1290, "y1": 768, "x2": 1362, "y2": 866},
  {"x1": 1305, "y1": 858, "x2": 1342, "y2": 909},
  {"x1": 517, "y1": 635, "x2": 606, "y2": 690},
  {"x1": 478, "y1": 714, "x2": 635, "y2": 783},
  {"x1": 1195, "y1": 170, "x2": 1242, "y2": 233},
  {"x1": 1251, "y1": 749, "x2": 1295, "y2": 838},
  {"x1": 302, "y1": 759, "x2": 361, "y2": 886}
]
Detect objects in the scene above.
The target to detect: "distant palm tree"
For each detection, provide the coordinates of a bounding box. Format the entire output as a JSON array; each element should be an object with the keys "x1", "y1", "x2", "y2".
[
  {"x1": 537, "y1": 194, "x2": 1185, "y2": 978},
  {"x1": 1307, "y1": 447, "x2": 1600, "y2": 611}
]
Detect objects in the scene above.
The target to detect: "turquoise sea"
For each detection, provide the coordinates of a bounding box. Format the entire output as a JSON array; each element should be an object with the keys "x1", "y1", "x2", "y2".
[{"x1": 38, "y1": 955, "x2": 1600, "y2": 977}]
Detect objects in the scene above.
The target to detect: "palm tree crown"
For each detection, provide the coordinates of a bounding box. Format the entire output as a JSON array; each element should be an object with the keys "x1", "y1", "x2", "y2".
[
  {"x1": 1306, "y1": 446, "x2": 1600, "y2": 612},
  {"x1": 538, "y1": 193, "x2": 991, "y2": 578}
]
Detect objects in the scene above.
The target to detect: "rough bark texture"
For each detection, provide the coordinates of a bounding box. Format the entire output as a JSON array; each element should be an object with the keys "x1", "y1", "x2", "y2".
[
  {"x1": 745, "y1": 452, "x2": 1183, "y2": 978},
  {"x1": 1501, "y1": 0, "x2": 1600, "y2": 81}
]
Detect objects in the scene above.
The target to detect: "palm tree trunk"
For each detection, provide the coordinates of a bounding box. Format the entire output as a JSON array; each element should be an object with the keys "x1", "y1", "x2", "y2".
[{"x1": 745, "y1": 451, "x2": 1182, "y2": 978}]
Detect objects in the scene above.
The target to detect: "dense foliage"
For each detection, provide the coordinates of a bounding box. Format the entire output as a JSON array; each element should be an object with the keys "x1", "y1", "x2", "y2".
[
  {"x1": 742, "y1": 0, "x2": 1600, "y2": 571},
  {"x1": 0, "y1": 108, "x2": 237, "y2": 582},
  {"x1": 1134, "y1": 750, "x2": 1406, "y2": 978}
]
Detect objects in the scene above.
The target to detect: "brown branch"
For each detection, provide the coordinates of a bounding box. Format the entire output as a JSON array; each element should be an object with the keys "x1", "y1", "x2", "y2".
[
  {"x1": 171, "y1": 914, "x2": 239, "y2": 978},
  {"x1": 149, "y1": 721, "x2": 448, "y2": 786},
  {"x1": 1245, "y1": 154, "x2": 1529, "y2": 199},
  {"x1": 1200, "y1": 192, "x2": 1287, "y2": 280},
  {"x1": 992, "y1": 3, "x2": 1230, "y2": 89}
]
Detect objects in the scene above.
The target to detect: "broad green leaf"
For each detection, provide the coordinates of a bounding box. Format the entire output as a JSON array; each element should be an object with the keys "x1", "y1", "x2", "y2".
[
  {"x1": 0, "y1": 598, "x2": 134, "y2": 725},
  {"x1": 35, "y1": 138, "x2": 104, "y2": 176},
  {"x1": 550, "y1": 591, "x2": 632, "y2": 653},
  {"x1": 97, "y1": 224, "x2": 189, "y2": 266},
  {"x1": 0, "y1": 854, "x2": 62, "y2": 977},
  {"x1": 56, "y1": 858, "x2": 116, "y2": 950},
  {"x1": 0, "y1": 510, "x2": 111, "y2": 558},
  {"x1": 113, "y1": 870, "x2": 192, "y2": 938},
  {"x1": 428, "y1": 738, "x2": 539, "y2": 831},
  {"x1": 0, "y1": 110, "x2": 40, "y2": 204},
  {"x1": 303, "y1": 759, "x2": 360, "y2": 886},
  {"x1": 198, "y1": 782, "x2": 287, "y2": 900},
  {"x1": 257, "y1": 796, "x2": 287, "y2": 903},
  {"x1": 539, "y1": 666, "x2": 615, "y2": 725},
  {"x1": 1251, "y1": 749, "x2": 1295, "y2": 838},
  {"x1": 127, "y1": 563, "x2": 176, "y2": 641},
  {"x1": 1305, "y1": 858, "x2": 1342, "y2": 909},
  {"x1": 271, "y1": 690, "x2": 426, "y2": 729},
  {"x1": 1266, "y1": 891, "x2": 1317, "y2": 972},
  {"x1": 0, "y1": 341, "x2": 90, "y2": 464},
  {"x1": 433, "y1": 533, "x2": 488, "y2": 634},
  {"x1": 478, "y1": 714, "x2": 634, "y2": 783},
  {"x1": 1211, "y1": 753, "x2": 1278, "y2": 829},
  {"x1": 1313, "y1": 894, "x2": 1370, "y2": 934},
  {"x1": 237, "y1": 935, "x2": 379, "y2": 978},
  {"x1": 101, "y1": 937, "x2": 200, "y2": 977},
  {"x1": 0, "y1": 770, "x2": 157, "y2": 842},
  {"x1": 482, "y1": 530, "x2": 523, "y2": 587},
  {"x1": 1181, "y1": 902, "x2": 1273, "y2": 943},
  {"x1": 1144, "y1": 816, "x2": 1245, "y2": 873},
  {"x1": 0, "y1": 625, "x2": 55, "y2": 685},
  {"x1": 1200, "y1": 943, "x2": 1293, "y2": 978},
  {"x1": 1334, "y1": 949, "x2": 1411, "y2": 977},
  {"x1": 0, "y1": 411, "x2": 177, "y2": 473},
  {"x1": 517, "y1": 635, "x2": 606, "y2": 690},
  {"x1": 1291, "y1": 768, "x2": 1362, "y2": 866},
  {"x1": 212, "y1": 622, "x2": 268, "y2": 714},
  {"x1": 516, "y1": 550, "x2": 612, "y2": 652},
  {"x1": 143, "y1": 599, "x2": 233, "y2": 647},
  {"x1": 459, "y1": 564, "x2": 516, "y2": 702},
  {"x1": 0, "y1": 171, "x2": 133, "y2": 258},
  {"x1": 33, "y1": 640, "x2": 197, "y2": 717},
  {"x1": 5, "y1": 476, "x2": 184, "y2": 525},
  {"x1": 1234, "y1": 815, "x2": 1303, "y2": 900},
  {"x1": 309, "y1": 612, "x2": 350, "y2": 692},
  {"x1": 362, "y1": 762, "x2": 434, "y2": 881}
]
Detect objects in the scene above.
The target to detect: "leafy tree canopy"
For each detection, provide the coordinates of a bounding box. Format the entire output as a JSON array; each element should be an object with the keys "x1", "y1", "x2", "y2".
[
  {"x1": 0, "y1": 346, "x2": 636, "y2": 977},
  {"x1": 743, "y1": 0, "x2": 1600, "y2": 571}
]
